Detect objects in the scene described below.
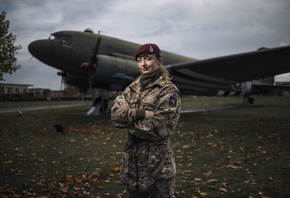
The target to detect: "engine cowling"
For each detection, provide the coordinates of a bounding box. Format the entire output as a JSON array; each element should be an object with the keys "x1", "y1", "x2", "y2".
[{"x1": 92, "y1": 55, "x2": 140, "y2": 90}]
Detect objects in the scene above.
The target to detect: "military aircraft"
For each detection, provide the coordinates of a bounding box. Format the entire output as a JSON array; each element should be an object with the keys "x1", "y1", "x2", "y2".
[{"x1": 28, "y1": 28, "x2": 290, "y2": 113}]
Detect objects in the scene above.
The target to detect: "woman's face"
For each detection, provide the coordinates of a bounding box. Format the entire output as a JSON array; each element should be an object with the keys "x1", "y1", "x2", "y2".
[{"x1": 137, "y1": 54, "x2": 162, "y2": 75}]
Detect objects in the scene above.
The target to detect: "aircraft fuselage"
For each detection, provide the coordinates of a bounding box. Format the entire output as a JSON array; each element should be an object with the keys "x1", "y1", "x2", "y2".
[
  {"x1": 28, "y1": 29, "x2": 282, "y2": 98},
  {"x1": 29, "y1": 30, "x2": 195, "y2": 91}
]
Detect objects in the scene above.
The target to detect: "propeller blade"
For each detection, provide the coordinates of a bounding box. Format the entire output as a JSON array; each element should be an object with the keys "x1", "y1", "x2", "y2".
[{"x1": 88, "y1": 35, "x2": 102, "y2": 97}]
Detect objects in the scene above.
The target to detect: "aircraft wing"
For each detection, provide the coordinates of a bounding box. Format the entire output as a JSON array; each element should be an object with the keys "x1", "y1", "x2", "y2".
[
  {"x1": 253, "y1": 84, "x2": 290, "y2": 92},
  {"x1": 166, "y1": 46, "x2": 290, "y2": 91}
]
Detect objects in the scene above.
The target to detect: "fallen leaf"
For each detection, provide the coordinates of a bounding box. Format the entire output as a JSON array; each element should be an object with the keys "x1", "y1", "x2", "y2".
[
  {"x1": 117, "y1": 190, "x2": 127, "y2": 198},
  {"x1": 114, "y1": 180, "x2": 121, "y2": 184},
  {"x1": 194, "y1": 178, "x2": 202, "y2": 182},
  {"x1": 112, "y1": 167, "x2": 120, "y2": 171},
  {"x1": 203, "y1": 171, "x2": 212, "y2": 177},
  {"x1": 219, "y1": 188, "x2": 228, "y2": 192},
  {"x1": 207, "y1": 179, "x2": 218, "y2": 183},
  {"x1": 268, "y1": 177, "x2": 274, "y2": 181}
]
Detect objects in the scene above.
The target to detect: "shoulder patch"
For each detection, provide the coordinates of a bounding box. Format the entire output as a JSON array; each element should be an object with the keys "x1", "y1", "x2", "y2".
[
  {"x1": 173, "y1": 92, "x2": 178, "y2": 98},
  {"x1": 169, "y1": 95, "x2": 177, "y2": 107}
]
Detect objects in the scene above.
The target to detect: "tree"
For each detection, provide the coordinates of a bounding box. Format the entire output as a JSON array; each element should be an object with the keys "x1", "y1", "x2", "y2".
[
  {"x1": 63, "y1": 84, "x2": 79, "y2": 97},
  {"x1": 0, "y1": 11, "x2": 22, "y2": 82}
]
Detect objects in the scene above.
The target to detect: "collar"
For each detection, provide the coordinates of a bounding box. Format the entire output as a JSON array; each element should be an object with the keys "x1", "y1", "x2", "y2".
[{"x1": 129, "y1": 76, "x2": 166, "y2": 93}]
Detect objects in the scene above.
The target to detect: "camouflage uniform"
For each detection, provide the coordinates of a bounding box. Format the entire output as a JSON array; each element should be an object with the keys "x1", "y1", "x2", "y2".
[{"x1": 111, "y1": 76, "x2": 181, "y2": 196}]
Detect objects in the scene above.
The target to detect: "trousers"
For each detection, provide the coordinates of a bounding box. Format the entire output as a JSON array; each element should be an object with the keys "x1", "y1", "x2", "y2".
[{"x1": 127, "y1": 177, "x2": 175, "y2": 198}]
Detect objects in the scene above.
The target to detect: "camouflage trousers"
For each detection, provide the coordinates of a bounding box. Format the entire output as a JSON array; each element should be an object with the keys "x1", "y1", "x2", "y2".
[{"x1": 127, "y1": 177, "x2": 175, "y2": 198}]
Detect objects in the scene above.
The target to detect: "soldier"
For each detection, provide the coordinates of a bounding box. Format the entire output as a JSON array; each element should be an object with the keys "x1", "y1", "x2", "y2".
[{"x1": 111, "y1": 43, "x2": 181, "y2": 198}]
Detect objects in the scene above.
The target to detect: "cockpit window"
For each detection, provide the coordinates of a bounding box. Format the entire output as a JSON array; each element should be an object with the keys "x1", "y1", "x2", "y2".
[
  {"x1": 49, "y1": 34, "x2": 72, "y2": 43},
  {"x1": 49, "y1": 34, "x2": 55, "y2": 40},
  {"x1": 62, "y1": 35, "x2": 72, "y2": 43}
]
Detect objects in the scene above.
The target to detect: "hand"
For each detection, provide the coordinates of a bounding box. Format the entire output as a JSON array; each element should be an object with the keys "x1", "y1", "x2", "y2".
[
  {"x1": 145, "y1": 110, "x2": 154, "y2": 118},
  {"x1": 120, "y1": 100, "x2": 129, "y2": 109}
]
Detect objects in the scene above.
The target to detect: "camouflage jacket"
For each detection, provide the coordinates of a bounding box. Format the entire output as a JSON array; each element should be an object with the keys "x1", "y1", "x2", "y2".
[{"x1": 111, "y1": 76, "x2": 181, "y2": 191}]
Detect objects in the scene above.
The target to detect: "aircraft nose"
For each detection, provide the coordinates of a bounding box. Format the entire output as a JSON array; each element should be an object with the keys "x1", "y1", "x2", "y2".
[{"x1": 28, "y1": 40, "x2": 51, "y2": 60}]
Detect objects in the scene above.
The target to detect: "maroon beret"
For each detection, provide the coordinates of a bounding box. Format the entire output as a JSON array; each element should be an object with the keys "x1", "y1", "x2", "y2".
[{"x1": 134, "y1": 43, "x2": 161, "y2": 60}]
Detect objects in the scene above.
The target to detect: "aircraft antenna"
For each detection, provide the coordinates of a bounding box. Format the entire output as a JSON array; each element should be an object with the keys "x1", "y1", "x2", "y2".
[{"x1": 84, "y1": 28, "x2": 94, "y2": 33}]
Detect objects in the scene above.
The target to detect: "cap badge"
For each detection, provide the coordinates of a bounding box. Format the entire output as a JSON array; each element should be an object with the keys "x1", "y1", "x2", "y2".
[{"x1": 149, "y1": 46, "x2": 154, "y2": 52}]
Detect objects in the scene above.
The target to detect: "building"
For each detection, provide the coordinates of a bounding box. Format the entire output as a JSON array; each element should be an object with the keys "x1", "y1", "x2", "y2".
[
  {"x1": 0, "y1": 83, "x2": 66, "y2": 101},
  {"x1": 29, "y1": 88, "x2": 49, "y2": 98},
  {"x1": 1, "y1": 83, "x2": 33, "y2": 94},
  {"x1": 275, "y1": 81, "x2": 290, "y2": 96},
  {"x1": 29, "y1": 88, "x2": 63, "y2": 100},
  {"x1": 0, "y1": 83, "x2": 34, "y2": 100}
]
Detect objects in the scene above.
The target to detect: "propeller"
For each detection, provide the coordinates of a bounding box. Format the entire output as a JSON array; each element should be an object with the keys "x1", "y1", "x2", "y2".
[
  {"x1": 80, "y1": 34, "x2": 102, "y2": 98},
  {"x1": 89, "y1": 35, "x2": 102, "y2": 97}
]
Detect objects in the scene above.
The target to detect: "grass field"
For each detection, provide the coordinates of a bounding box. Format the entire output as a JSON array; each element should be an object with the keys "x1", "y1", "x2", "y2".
[{"x1": 0, "y1": 97, "x2": 290, "y2": 197}]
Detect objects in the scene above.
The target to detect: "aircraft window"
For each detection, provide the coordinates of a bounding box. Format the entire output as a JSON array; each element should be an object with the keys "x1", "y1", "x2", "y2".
[
  {"x1": 49, "y1": 34, "x2": 72, "y2": 43},
  {"x1": 49, "y1": 34, "x2": 62, "y2": 40},
  {"x1": 62, "y1": 35, "x2": 72, "y2": 43},
  {"x1": 49, "y1": 34, "x2": 56, "y2": 40}
]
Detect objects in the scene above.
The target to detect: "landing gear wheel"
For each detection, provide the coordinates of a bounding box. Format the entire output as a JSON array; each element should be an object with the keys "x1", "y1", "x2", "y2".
[
  {"x1": 244, "y1": 95, "x2": 255, "y2": 105},
  {"x1": 248, "y1": 97, "x2": 255, "y2": 104}
]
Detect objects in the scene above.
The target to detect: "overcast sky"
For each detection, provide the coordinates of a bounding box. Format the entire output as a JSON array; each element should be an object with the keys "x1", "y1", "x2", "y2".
[{"x1": 1, "y1": 0, "x2": 290, "y2": 90}]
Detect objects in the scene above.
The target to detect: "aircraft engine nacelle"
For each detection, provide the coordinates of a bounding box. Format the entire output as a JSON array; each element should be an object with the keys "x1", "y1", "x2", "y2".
[{"x1": 93, "y1": 55, "x2": 140, "y2": 91}]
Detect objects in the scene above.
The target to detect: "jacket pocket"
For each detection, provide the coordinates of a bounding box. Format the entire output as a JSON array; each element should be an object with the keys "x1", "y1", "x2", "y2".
[{"x1": 158, "y1": 155, "x2": 176, "y2": 179}]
